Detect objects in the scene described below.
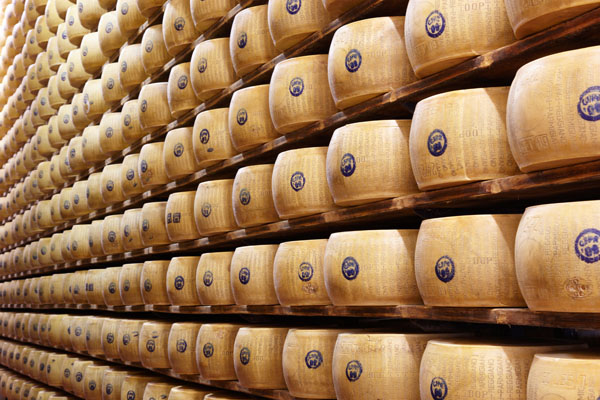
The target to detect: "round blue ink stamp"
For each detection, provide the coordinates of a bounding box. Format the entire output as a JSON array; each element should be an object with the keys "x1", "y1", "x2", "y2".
[
  {"x1": 286, "y1": 0, "x2": 301, "y2": 14},
  {"x1": 76, "y1": 372, "x2": 83, "y2": 382},
  {"x1": 240, "y1": 347, "x2": 251, "y2": 365},
  {"x1": 89, "y1": 380, "x2": 96, "y2": 391},
  {"x1": 174, "y1": 275, "x2": 185, "y2": 290},
  {"x1": 290, "y1": 171, "x2": 305, "y2": 191},
  {"x1": 176, "y1": 339, "x2": 187, "y2": 352},
  {"x1": 577, "y1": 86, "x2": 600, "y2": 122},
  {"x1": 575, "y1": 228, "x2": 600, "y2": 263},
  {"x1": 435, "y1": 255, "x2": 455, "y2": 283},
  {"x1": 146, "y1": 339, "x2": 155, "y2": 352},
  {"x1": 108, "y1": 230, "x2": 116, "y2": 242},
  {"x1": 144, "y1": 278, "x2": 152, "y2": 292},
  {"x1": 173, "y1": 142, "x2": 184, "y2": 157},
  {"x1": 239, "y1": 188, "x2": 251, "y2": 205},
  {"x1": 121, "y1": 61, "x2": 127, "y2": 73},
  {"x1": 298, "y1": 262, "x2": 313, "y2": 282},
  {"x1": 105, "y1": 22, "x2": 113, "y2": 33},
  {"x1": 341, "y1": 256, "x2": 359, "y2": 280},
  {"x1": 427, "y1": 129, "x2": 447, "y2": 157},
  {"x1": 237, "y1": 32, "x2": 247, "y2": 48},
  {"x1": 142, "y1": 219, "x2": 149, "y2": 231},
  {"x1": 340, "y1": 153, "x2": 356, "y2": 177},
  {"x1": 425, "y1": 10, "x2": 445, "y2": 38},
  {"x1": 126, "y1": 169, "x2": 135, "y2": 180},
  {"x1": 430, "y1": 377, "x2": 448, "y2": 400},
  {"x1": 123, "y1": 334, "x2": 130, "y2": 345},
  {"x1": 201, "y1": 203, "x2": 211, "y2": 217},
  {"x1": 203, "y1": 342, "x2": 214, "y2": 358},
  {"x1": 237, "y1": 108, "x2": 248, "y2": 125},
  {"x1": 106, "y1": 332, "x2": 114, "y2": 343},
  {"x1": 177, "y1": 75, "x2": 187, "y2": 89},
  {"x1": 141, "y1": 160, "x2": 148, "y2": 173},
  {"x1": 174, "y1": 17, "x2": 185, "y2": 31},
  {"x1": 124, "y1": 114, "x2": 132, "y2": 126},
  {"x1": 75, "y1": 326, "x2": 82, "y2": 336},
  {"x1": 203, "y1": 270, "x2": 213, "y2": 286},
  {"x1": 239, "y1": 267, "x2": 250, "y2": 285},
  {"x1": 345, "y1": 360, "x2": 362, "y2": 382},
  {"x1": 145, "y1": 40, "x2": 153, "y2": 52},
  {"x1": 123, "y1": 279, "x2": 130, "y2": 291},
  {"x1": 108, "y1": 282, "x2": 116, "y2": 293},
  {"x1": 106, "y1": 384, "x2": 113, "y2": 395},
  {"x1": 289, "y1": 77, "x2": 304, "y2": 97},
  {"x1": 345, "y1": 49, "x2": 362, "y2": 73},
  {"x1": 127, "y1": 390, "x2": 135, "y2": 400},
  {"x1": 198, "y1": 57, "x2": 208, "y2": 73},
  {"x1": 305, "y1": 350, "x2": 323, "y2": 369},
  {"x1": 199, "y1": 128, "x2": 210, "y2": 144},
  {"x1": 106, "y1": 127, "x2": 113, "y2": 138},
  {"x1": 121, "y1": 2, "x2": 128, "y2": 14},
  {"x1": 140, "y1": 99, "x2": 148, "y2": 112}
]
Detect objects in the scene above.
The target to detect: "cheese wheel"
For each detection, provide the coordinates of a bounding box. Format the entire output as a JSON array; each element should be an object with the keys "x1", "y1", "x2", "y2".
[
  {"x1": 507, "y1": 46, "x2": 600, "y2": 172},
  {"x1": 328, "y1": 17, "x2": 416, "y2": 109},
  {"x1": 81, "y1": 126, "x2": 104, "y2": 164},
  {"x1": 231, "y1": 164, "x2": 279, "y2": 228},
  {"x1": 84, "y1": 317, "x2": 105, "y2": 355},
  {"x1": 100, "y1": 164, "x2": 126, "y2": 204},
  {"x1": 84, "y1": 79, "x2": 110, "y2": 119},
  {"x1": 324, "y1": 229, "x2": 421, "y2": 306},
  {"x1": 86, "y1": 269, "x2": 106, "y2": 305},
  {"x1": 140, "y1": 201, "x2": 170, "y2": 247},
  {"x1": 70, "y1": 224, "x2": 91, "y2": 260},
  {"x1": 80, "y1": 32, "x2": 108, "y2": 74},
  {"x1": 87, "y1": 173, "x2": 107, "y2": 210},
  {"x1": 119, "y1": 263, "x2": 145, "y2": 305},
  {"x1": 135, "y1": 0, "x2": 162, "y2": 17},
  {"x1": 72, "y1": 181, "x2": 90, "y2": 216},
  {"x1": 273, "y1": 239, "x2": 330, "y2": 306},
  {"x1": 117, "y1": 319, "x2": 147, "y2": 362},
  {"x1": 65, "y1": 5, "x2": 89, "y2": 45},
  {"x1": 165, "y1": 191, "x2": 200, "y2": 242},
  {"x1": 272, "y1": 147, "x2": 336, "y2": 219},
  {"x1": 84, "y1": 364, "x2": 110, "y2": 400},
  {"x1": 139, "y1": 321, "x2": 172, "y2": 369},
  {"x1": 326, "y1": 120, "x2": 417, "y2": 206},
  {"x1": 190, "y1": 0, "x2": 235, "y2": 33},
  {"x1": 404, "y1": 0, "x2": 516, "y2": 78},
  {"x1": 168, "y1": 386, "x2": 213, "y2": 400},
  {"x1": 120, "y1": 375, "x2": 154, "y2": 400},
  {"x1": 117, "y1": 0, "x2": 147, "y2": 35},
  {"x1": 69, "y1": 316, "x2": 87, "y2": 351},
  {"x1": 89, "y1": 220, "x2": 105, "y2": 257},
  {"x1": 190, "y1": 37, "x2": 237, "y2": 101},
  {"x1": 167, "y1": 62, "x2": 200, "y2": 118},
  {"x1": 193, "y1": 179, "x2": 238, "y2": 236},
  {"x1": 101, "y1": 63, "x2": 128, "y2": 105},
  {"x1": 102, "y1": 267, "x2": 125, "y2": 306},
  {"x1": 196, "y1": 251, "x2": 235, "y2": 305},
  {"x1": 101, "y1": 214, "x2": 124, "y2": 255},
  {"x1": 195, "y1": 323, "x2": 241, "y2": 380},
  {"x1": 138, "y1": 82, "x2": 174, "y2": 130},
  {"x1": 410, "y1": 87, "x2": 518, "y2": 190},
  {"x1": 103, "y1": 369, "x2": 133, "y2": 400},
  {"x1": 515, "y1": 200, "x2": 600, "y2": 312},
  {"x1": 139, "y1": 142, "x2": 169, "y2": 189},
  {"x1": 233, "y1": 327, "x2": 289, "y2": 389},
  {"x1": 121, "y1": 209, "x2": 144, "y2": 251},
  {"x1": 162, "y1": 0, "x2": 199, "y2": 56},
  {"x1": 167, "y1": 322, "x2": 202, "y2": 374},
  {"x1": 527, "y1": 352, "x2": 600, "y2": 399},
  {"x1": 122, "y1": 100, "x2": 145, "y2": 142},
  {"x1": 121, "y1": 154, "x2": 144, "y2": 198},
  {"x1": 78, "y1": 0, "x2": 104, "y2": 30},
  {"x1": 506, "y1": 0, "x2": 600, "y2": 39},
  {"x1": 229, "y1": 5, "x2": 277, "y2": 77},
  {"x1": 141, "y1": 25, "x2": 170, "y2": 75},
  {"x1": 230, "y1": 245, "x2": 279, "y2": 305},
  {"x1": 66, "y1": 49, "x2": 91, "y2": 87},
  {"x1": 269, "y1": 55, "x2": 337, "y2": 134},
  {"x1": 164, "y1": 127, "x2": 201, "y2": 180},
  {"x1": 46, "y1": 353, "x2": 67, "y2": 386},
  {"x1": 56, "y1": 64, "x2": 77, "y2": 100},
  {"x1": 71, "y1": 270, "x2": 89, "y2": 304},
  {"x1": 142, "y1": 382, "x2": 176, "y2": 400},
  {"x1": 419, "y1": 338, "x2": 586, "y2": 400},
  {"x1": 140, "y1": 260, "x2": 170, "y2": 305},
  {"x1": 118, "y1": 44, "x2": 147, "y2": 90},
  {"x1": 415, "y1": 214, "x2": 525, "y2": 307},
  {"x1": 166, "y1": 256, "x2": 201, "y2": 305},
  {"x1": 283, "y1": 329, "x2": 343, "y2": 399},
  {"x1": 98, "y1": 11, "x2": 125, "y2": 57},
  {"x1": 193, "y1": 108, "x2": 236, "y2": 169},
  {"x1": 267, "y1": 0, "x2": 331, "y2": 51}
]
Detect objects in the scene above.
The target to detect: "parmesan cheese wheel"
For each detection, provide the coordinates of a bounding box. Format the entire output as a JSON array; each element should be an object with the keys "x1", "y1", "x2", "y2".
[
  {"x1": 231, "y1": 164, "x2": 279, "y2": 228},
  {"x1": 87, "y1": 173, "x2": 107, "y2": 210},
  {"x1": 121, "y1": 209, "x2": 145, "y2": 251},
  {"x1": 326, "y1": 120, "x2": 417, "y2": 206},
  {"x1": 328, "y1": 17, "x2": 416, "y2": 109},
  {"x1": 121, "y1": 100, "x2": 145, "y2": 142},
  {"x1": 141, "y1": 25, "x2": 171, "y2": 75},
  {"x1": 272, "y1": 147, "x2": 336, "y2": 219},
  {"x1": 324, "y1": 230, "x2": 421, "y2": 305},
  {"x1": 515, "y1": 200, "x2": 600, "y2": 312},
  {"x1": 166, "y1": 256, "x2": 201, "y2": 305},
  {"x1": 81, "y1": 126, "x2": 104, "y2": 164},
  {"x1": 140, "y1": 260, "x2": 170, "y2": 305},
  {"x1": 190, "y1": 38, "x2": 237, "y2": 101},
  {"x1": 141, "y1": 201, "x2": 170, "y2": 246},
  {"x1": 415, "y1": 214, "x2": 525, "y2": 307},
  {"x1": 84, "y1": 79, "x2": 110, "y2": 119},
  {"x1": 195, "y1": 323, "x2": 241, "y2": 380},
  {"x1": 196, "y1": 251, "x2": 235, "y2": 305},
  {"x1": 117, "y1": 319, "x2": 147, "y2": 362},
  {"x1": 193, "y1": 179, "x2": 238, "y2": 235},
  {"x1": 89, "y1": 220, "x2": 105, "y2": 257},
  {"x1": 121, "y1": 154, "x2": 144, "y2": 197},
  {"x1": 84, "y1": 364, "x2": 110, "y2": 400},
  {"x1": 229, "y1": 5, "x2": 277, "y2": 77},
  {"x1": 70, "y1": 224, "x2": 91, "y2": 260},
  {"x1": 101, "y1": 214, "x2": 124, "y2": 255},
  {"x1": 102, "y1": 267, "x2": 124, "y2": 306},
  {"x1": 193, "y1": 108, "x2": 236, "y2": 168},
  {"x1": 267, "y1": 0, "x2": 331, "y2": 51},
  {"x1": 78, "y1": 0, "x2": 105, "y2": 30},
  {"x1": 98, "y1": 112, "x2": 128, "y2": 156},
  {"x1": 233, "y1": 327, "x2": 289, "y2": 389},
  {"x1": 404, "y1": 0, "x2": 516, "y2": 78},
  {"x1": 162, "y1": 0, "x2": 199, "y2": 56},
  {"x1": 120, "y1": 375, "x2": 154, "y2": 400},
  {"x1": 167, "y1": 62, "x2": 200, "y2": 118},
  {"x1": 165, "y1": 191, "x2": 201, "y2": 241},
  {"x1": 228, "y1": 84, "x2": 279, "y2": 152},
  {"x1": 505, "y1": 0, "x2": 600, "y2": 39},
  {"x1": 283, "y1": 328, "x2": 343, "y2": 399},
  {"x1": 135, "y1": 0, "x2": 162, "y2": 17},
  {"x1": 101, "y1": 63, "x2": 128, "y2": 105},
  {"x1": 98, "y1": 11, "x2": 125, "y2": 57},
  {"x1": 65, "y1": 5, "x2": 89, "y2": 45},
  {"x1": 66, "y1": 49, "x2": 91, "y2": 87},
  {"x1": 142, "y1": 382, "x2": 176, "y2": 400},
  {"x1": 118, "y1": 44, "x2": 147, "y2": 90},
  {"x1": 84, "y1": 317, "x2": 105, "y2": 355},
  {"x1": 119, "y1": 263, "x2": 145, "y2": 305},
  {"x1": 139, "y1": 321, "x2": 172, "y2": 369},
  {"x1": 410, "y1": 87, "x2": 518, "y2": 190},
  {"x1": 507, "y1": 46, "x2": 600, "y2": 172},
  {"x1": 167, "y1": 322, "x2": 202, "y2": 374},
  {"x1": 46, "y1": 353, "x2": 67, "y2": 386},
  {"x1": 419, "y1": 338, "x2": 586, "y2": 400},
  {"x1": 164, "y1": 127, "x2": 201, "y2": 180},
  {"x1": 103, "y1": 369, "x2": 133, "y2": 400},
  {"x1": 72, "y1": 181, "x2": 90, "y2": 216},
  {"x1": 139, "y1": 142, "x2": 169, "y2": 189},
  {"x1": 168, "y1": 386, "x2": 212, "y2": 400},
  {"x1": 138, "y1": 83, "x2": 174, "y2": 130},
  {"x1": 269, "y1": 55, "x2": 337, "y2": 134},
  {"x1": 230, "y1": 245, "x2": 279, "y2": 305},
  {"x1": 190, "y1": 0, "x2": 235, "y2": 33},
  {"x1": 80, "y1": 32, "x2": 108, "y2": 74},
  {"x1": 273, "y1": 239, "x2": 330, "y2": 306},
  {"x1": 527, "y1": 352, "x2": 600, "y2": 399},
  {"x1": 117, "y1": 0, "x2": 147, "y2": 35},
  {"x1": 100, "y1": 164, "x2": 126, "y2": 204},
  {"x1": 69, "y1": 316, "x2": 88, "y2": 351},
  {"x1": 86, "y1": 269, "x2": 106, "y2": 305}
]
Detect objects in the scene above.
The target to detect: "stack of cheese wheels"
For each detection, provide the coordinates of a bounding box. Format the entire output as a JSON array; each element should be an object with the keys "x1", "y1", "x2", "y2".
[
  {"x1": 195, "y1": 252, "x2": 235, "y2": 305},
  {"x1": 282, "y1": 328, "x2": 343, "y2": 399},
  {"x1": 505, "y1": 0, "x2": 600, "y2": 38},
  {"x1": 268, "y1": 55, "x2": 337, "y2": 134},
  {"x1": 328, "y1": 17, "x2": 416, "y2": 109},
  {"x1": 404, "y1": 0, "x2": 515, "y2": 78},
  {"x1": 195, "y1": 323, "x2": 241, "y2": 380},
  {"x1": 420, "y1": 338, "x2": 585, "y2": 399},
  {"x1": 267, "y1": 0, "x2": 331, "y2": 51},
  {"x1": 193, "y1": 179, "x2": 238, "y2": 236},
  {"x1": 273, "y1": 239, "x2": 330, "y2": 306},
  {"x1": 415, "y1": 214, "x2": 526, "y2": 307},
  {"x1": 326, "y1": 120, "x2": 417, "y2": 206},
  {"x1": 410, "y1": 87, "x2": 519, "y2": 190},
  {"x1": 230, "y1": 245, "x2": 278, "y2": 305},
  {"x1": 272, "y1": 147, "x2": 336, "y2": 219},
  {"x1": 332, "y1": 332, "x2": 460, "y2": 399},
  {"x1": 515, "y1": 200, "x2": 600, "y2": 312},
  {"x1": 233, "y1": 326, "x2": 289, "y2": 389},
  {"x1": 231, "y1": 164, "x2": 279, "y2": 228},
  {"x1": 324, "y1": 230, "x2": 421, "y2": 305},
  {"x1": 527, "y1": 352, "x2": 600, "y2": 398},
  {"x1": 507, "y1": 46, "x2": 600, "y2": 172}
]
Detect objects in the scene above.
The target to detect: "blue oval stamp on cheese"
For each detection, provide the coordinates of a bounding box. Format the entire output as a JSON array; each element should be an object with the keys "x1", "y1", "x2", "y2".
[
  {"x1": 345, "y1": 49, "x2": 362, "y2": 73},
  {"x1": 430, "y1": 376, "x2": 448, "y2": 399},
  {"x1": 289, "y1": 77, "x2": 304, "y2": 97},
  {"x1": 240, "y1": 347, "x2": 251, "y2": 365},
  {"x1": 286, "y1": 0, "x2": 301, "y2": 14},
  {"x1": 427, "y1": 129, "x2": 447, "y2": 157},
  {"x1": 425, "y1": 10, "x2": 445, "y2": 38},
  {"x1": 340, "y1": 153, "x2": 356, "y2": 177},
  {"x1": 298, "y1": 262, "x2": 313, "y2": 282},
  {"x1": 577, "y1": 86, "x2": 600, "y2": 122},
  {"x1": 305, "y1": 350, "x2": 323, "y2": 369},
  {"x1": 345, "y1": 360, "x2": 362, "y2": 382},
  {"x1": 341, "y1": 256, "x2": 359, "y2": 280},
  {"x1": 435, "y1": 255, "x2": 455, "y2": 283},
  {"x1": 239, "y1": 267, "x2": 251, "y2": 285},
  {"x1": 290, "y1": 171, "x2": 305, "y2": 191},
  {"x1": 575, "y1": 228, "x2": 600, "y2": 263},
  {"x1": 203, "y1": 270, "x2": 213, "y2": 286}
]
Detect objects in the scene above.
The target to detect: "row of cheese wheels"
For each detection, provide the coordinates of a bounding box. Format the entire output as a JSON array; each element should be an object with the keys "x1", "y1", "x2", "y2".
[
  {"x1": 3, "y1": 200, "x2": 600, "y2": 312},
  {"x1": 0, "y1": 338, "x2": 246, "y2": 400},
  {"x1": 0, "y1": 313, "x2": 598, "y2": 399}
]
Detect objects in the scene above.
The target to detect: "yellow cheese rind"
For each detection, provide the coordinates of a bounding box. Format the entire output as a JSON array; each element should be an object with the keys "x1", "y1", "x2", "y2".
[
  {"x1": 231, "y1": 164, "x2": 279, "y2": 228},
  {"x1": 230, "y1": 244, "x2": 279, "y2": 305},
  {"x1": 267, "y1": 0, "x2": 331, "y2": 51}
]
